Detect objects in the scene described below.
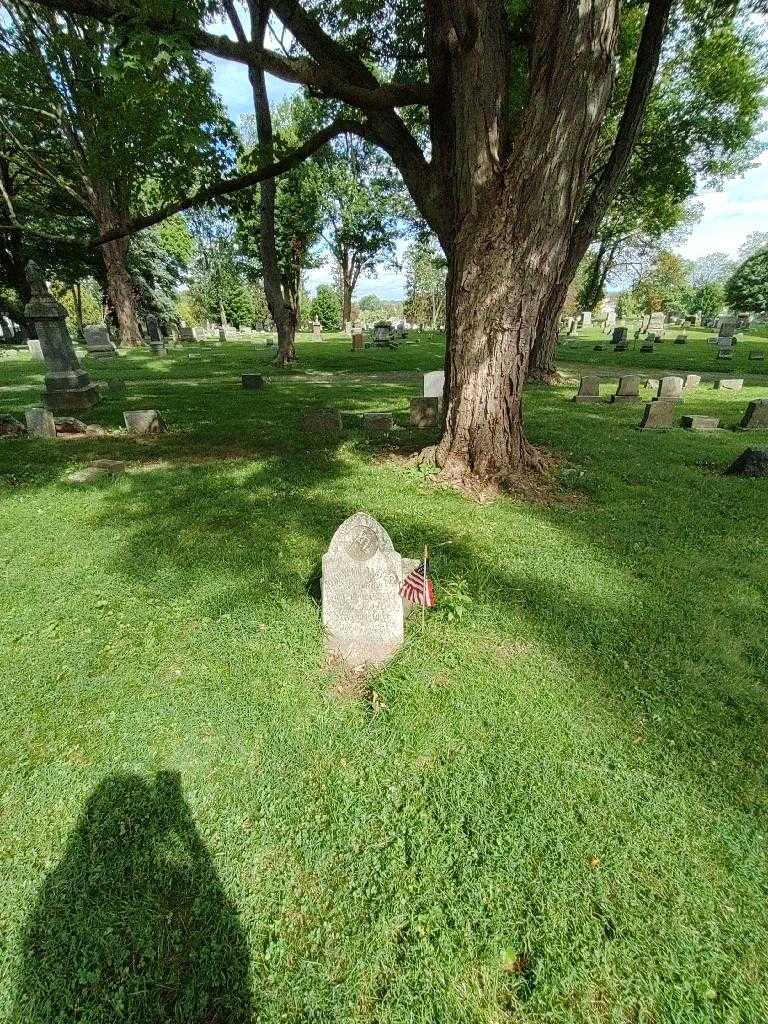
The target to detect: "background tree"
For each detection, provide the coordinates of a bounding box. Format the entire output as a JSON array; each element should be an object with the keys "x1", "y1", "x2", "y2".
[
  {"x1": 236, "y1": 94, "x2": 326, "y2": 361},
  {"x1": 403, "y1": 238, "x2": 446, "y2": 327},
  {"x1": 530, "y1": 12, "x2": 766, "y2": 378},
  {"x1": 689, "y1": 251, "x2": 736, "y2": 287},
  {"x1": 0, "y1": 4, "x2": 232, "y2": 343},
  {"x1": 632, "y1": 250, "x2": 690, "y2": 313},
  {"x1": 310, "y1": 282, "x2": 341, "y2": 330},
  {"x1": 726, "y1": 249, "x2": 768, "y2": 311},
  {"x1": 321, "y1": 134, "x2": 398, "y2": 325},
  {"x1": 738, "y1": 231, "x2": 768, "y2": 261}
]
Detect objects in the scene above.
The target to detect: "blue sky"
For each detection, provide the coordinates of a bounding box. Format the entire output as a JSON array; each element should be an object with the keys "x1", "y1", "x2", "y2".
[{"x1": 208, "y1": 50, "x2": 768, "y2": 300}]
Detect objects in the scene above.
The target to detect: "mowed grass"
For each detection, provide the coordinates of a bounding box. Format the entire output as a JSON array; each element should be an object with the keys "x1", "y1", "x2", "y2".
[
  {"x1": 557, "y1": 323, "x2": 768, "y2": 376},
  {"x1": 0, "y1": 333, "x2": 767, "y2": 1023}
]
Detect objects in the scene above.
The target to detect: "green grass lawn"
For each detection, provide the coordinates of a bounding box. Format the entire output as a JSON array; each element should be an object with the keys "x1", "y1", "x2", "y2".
[
  {"x1": 1, "y1": 334, "x2": 767, "y2": 1023},
  {"x1": 557, "y1": 323, "x2": 768, "y2": 376}
]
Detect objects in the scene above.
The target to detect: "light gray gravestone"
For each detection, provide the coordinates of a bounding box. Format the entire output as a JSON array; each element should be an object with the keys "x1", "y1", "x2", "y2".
[
  {"x1": 24, "y1": 406, "x2": 57, "y2": 438},
  {"x1": 610, "y1": 375, "x2": 643, "y2": 402},
  {"x1": 179, "y1": 326, "x2": 198, "y2": 342},
  {"x1": 603, "y1": 310, "x2": 617, "y2": 333},
  {"x1": 683, "y1": 374, "x2": 702, "y2": 389},
  {"x1": 123, "y1": 410, "x2": 166, "y2": 435},
  {"x1": 573, "y1": 376, "x2": 601, "y2": 401},
  {"x1": 410, "y1": 397, "x2": 439, "y2": 428},
  {"x1": 423, "y1": 370, "x2": 445, "y2": 400},
  {"x1": 321, "y1": 512, "x2": 407, "y2": 667},
  {"x1": 648, "y1": 312, "x2": 666, "y2": 334},
  {"x1": 639, "y1": 313, "x2": 651, "y2": 334},
  {"x1": 714, "y1": 378, "x2": 744, "y2": 391},
  {"x1": 83, "y1": 325, "x2": 118, "y2": 358},
  {"x1": 579, "y1": 311, "x2": 592, "y2": 327},
  {"x1": 27, "y1": 338, "x2": 44, "y2": 360},
  {"x1": 639, "y1": 400, "x2": 677, "y2": 431},
  {"x1": 740, "y1": 400, "x2": 768, "y2": 429},
  {"x1": 656, "y1": 376, "x2": 684, "y2": 401},
  {"x1": 312, "y1": 319, "x2": 322, "y2": 338},
  {"x1": 681, "y1": 415, "x2": 719, "y2": 431},
  {"x1": 24, "y1": 262, "x2": 100, "y2": 411}
]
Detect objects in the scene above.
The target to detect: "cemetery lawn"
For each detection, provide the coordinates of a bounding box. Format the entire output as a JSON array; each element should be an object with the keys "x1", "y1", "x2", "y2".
[{"x1": 1, "y1": 334, "x2": 767, "y2": 1023}]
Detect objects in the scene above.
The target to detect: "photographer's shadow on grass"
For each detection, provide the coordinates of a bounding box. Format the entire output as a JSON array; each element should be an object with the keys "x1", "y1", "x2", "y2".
[{"x1": 12, "y1": 771, "x2": 252, "y2": 1024}]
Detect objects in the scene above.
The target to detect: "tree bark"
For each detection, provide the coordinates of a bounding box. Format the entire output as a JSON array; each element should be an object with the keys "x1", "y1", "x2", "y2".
[
  {"x1": 246, "y1": 0, "x2": 297, "y2": 365},
  {"x1": 99, "y1": 236, "x2": 142, "y2": 346},
  {"x1": 431, "y1": 1, "x2": 620, "y2": 477}
]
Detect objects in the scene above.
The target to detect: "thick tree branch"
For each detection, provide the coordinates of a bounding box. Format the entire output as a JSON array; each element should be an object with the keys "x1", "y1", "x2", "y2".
[
  {"x1": 564, "y1": 0, "x2": 674, "y2": 277},
  {"x1": 96, "y1": 117, "x2": 360, "y2": 244},
  {"x1": 27, "y1": 0, "x2": 430, "y2": 108}
]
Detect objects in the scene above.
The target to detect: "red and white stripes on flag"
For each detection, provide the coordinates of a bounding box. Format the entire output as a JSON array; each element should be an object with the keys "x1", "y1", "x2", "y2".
[{"x1": 400, "y1": 559, "x2": 435, "y2": 608}]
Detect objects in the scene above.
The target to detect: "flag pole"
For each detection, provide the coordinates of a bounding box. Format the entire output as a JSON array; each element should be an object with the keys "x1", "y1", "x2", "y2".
[{"x1": 422, "y1": 544, "x2": 428, "y2": 628}]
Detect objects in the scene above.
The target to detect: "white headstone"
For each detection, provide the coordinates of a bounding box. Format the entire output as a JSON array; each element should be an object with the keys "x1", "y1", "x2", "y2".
[
  {"x1": 423, "y1": 370, "x2": 445, "y2": 399},
  {"x1": 27, "y1": 338, "x2": 44, "y2": 360},
  {"x1": 321, "y1": 512, "x2": 407, "y2": 667}
]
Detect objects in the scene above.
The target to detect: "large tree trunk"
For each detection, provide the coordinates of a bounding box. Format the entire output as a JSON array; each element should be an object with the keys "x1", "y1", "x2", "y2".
[
  {"x1": 341, "y1": 276, "x2": 352, "y2": 326},
  {"x1": 100, "y1": 236, "x2": 142, "y2": 346},
  {"x1": 430, "y1": 0, "x2": 620, "y2": 478}
]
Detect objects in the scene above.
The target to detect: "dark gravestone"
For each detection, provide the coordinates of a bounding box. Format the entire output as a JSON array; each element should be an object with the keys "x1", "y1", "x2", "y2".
[
  {"x1": 674, "y1": 334, "x2": 688, "y2": 345},
  {"x1": 242, "y1": 374, "x2": 265, "y2": 390},
  {"x1": 748, "y1": 350, "x2": 765, "y2": 361},
  {"x1": 740, "y1": 400, "x2": 768, "y2": 430},
  {"x1": 303, "y1": 406, "x2": 342, "y2": 433},
  {"x1": 726, "y1": 448, "x2": 768, "y2": 477},
  {"x1": 0, "y1": 414, "x2": 26, "y2": 437},
  {"x1": 363, "y1": 412, "x2": 394, "y2": 433},
  {"x1": 145, "y1": 314, "x2": 165, "y2": 355},
  {"x1": 24, "y1": 262, "x2": 100, "y2": 412},
  {"x1": 639, "y1": 400, "x2": 677, "y2": 431},
  {"x1": 611, "y1": 327, "x2": 628, "y2": 346}
]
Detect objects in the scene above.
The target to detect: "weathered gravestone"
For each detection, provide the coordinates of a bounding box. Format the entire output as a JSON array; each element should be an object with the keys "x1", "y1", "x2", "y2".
[
  {"x1": 610, "y1": 375, "x2": 643, "y2": 402},
  {"x1": 423, "y1": 370, "x2": 445, "y2": 401},
  {"x1": 352, "y1": 327, "x2": 364, "y2": 351},
  {"x1": 179, "y1": 326, "x2": 198, "y2": 342},
  {"x1": 321, "y1": 512, "x2": 411, "y2": 667},
  {"x1": 656, "y1": 376, "x2": 684, "y2": 401},
  {"x1": 123, "y1": 410, "x2": 166, "y2": 435},
  {"x1": 603, "y1": 310, "x2": 617, "y2": 333},
  {"x1": 24, "y1": 407, "x2": 57, "y2": 438},
  {"x1": 242, "y1": 374, "x2": 265, "y2": 390},
  {"x1": 740, "y1": 400, "x2": 768, "y2": 429},
  {"x1": 683, "y1": 374, "x2": 701, "y2": 389},
  {"x1": 26, "y1": 338, "x2": 44, "y2": 360},
  {"x1": 410, "y1": 397, "x2": 439, "y2": 429},
  {"x1": 714, "y1": 378, "x2": 744, "y2": 391},
  {"x1": 681, "y1": 415, "x2": 719, "y2": 431},
  {"x1": 674, "y1": 334, "x2": 688, "y2": 345},
  {"x1": 0, "y1": 414, "x2": 26, "y2": 437},
  {"x1": 748, "y1": 350, "x2": 765, "y2": 361},
  {"x1": 24, "y1": 262, "x2": 100, "y2": 411},
  {"x1": 638, "y1": 313, "x2": 651, "y2": 334},
  {"x1": 639, "y1": 400, "x2": 677, "y2": 431},
  {"x1": 84, "y1": 325, "x2": 118, "y2": 358},
  {"x1": 611, "y1": 326, "x2": 628, "y2": 346},
  {"x1": 312, "y1": 319, "x2": 322, "y2": 338},
  {"x1": 573, "y1": 376, "x2": 601, "y2": 401},
  {"x1": 373, "y1": 322, "x2": 395, "y2": 346},
  {"x1": 363, "y1": 412, "x2": 394, "y2": 433},
  {"x1": 579, "y1": 311, "x2": 592, "y2": 327},
  {"x1": 648, "y1": 312, "x2": 666, "y2": 334},
  {"x1": 0, "y1": 315, "x2": 14, "y2": 342},
  {"x1": 303, "y1": 406, "x2": 342, "y2": 433}
]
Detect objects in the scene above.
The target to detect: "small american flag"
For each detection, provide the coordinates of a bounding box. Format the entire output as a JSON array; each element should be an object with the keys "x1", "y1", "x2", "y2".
[{"x1": 400, "y1": 558, "x2": 435, "y2": 608}]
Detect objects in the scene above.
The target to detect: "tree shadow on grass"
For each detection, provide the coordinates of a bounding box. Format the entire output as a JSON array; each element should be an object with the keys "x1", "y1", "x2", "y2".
[{"x1": 11, "y1": 771, "x2": 252, "y2": 1024}]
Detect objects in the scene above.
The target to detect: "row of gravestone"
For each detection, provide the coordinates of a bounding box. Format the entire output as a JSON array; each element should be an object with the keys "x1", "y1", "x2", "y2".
[
  {"x1": 7, "y1": 407, "x2": 167, "y2": 439},
  {"x1": 573, "y1": 373, "x2": 767, "y2": 431}
]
